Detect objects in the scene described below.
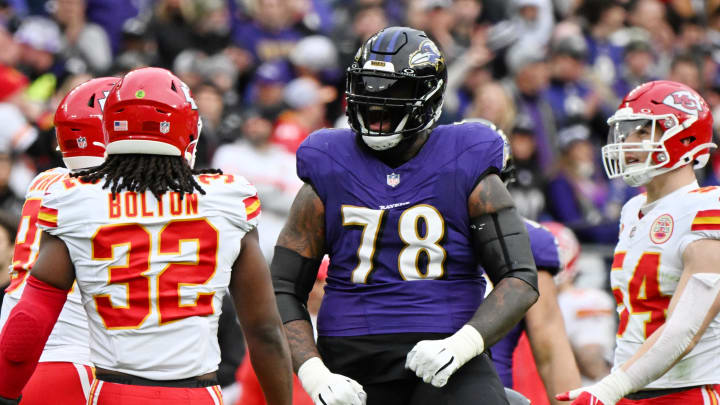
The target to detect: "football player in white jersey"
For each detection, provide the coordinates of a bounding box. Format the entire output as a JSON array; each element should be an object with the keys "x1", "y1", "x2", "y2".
[
  {"x1": 0, "y1": 67, "x2": 292, "y2": 405},
  {"x1": 0, "y1": 76, "x2": 116, "y2": 404},
  {"x1": 557, "y1": 81, "x2": 720, "y2": 404}
]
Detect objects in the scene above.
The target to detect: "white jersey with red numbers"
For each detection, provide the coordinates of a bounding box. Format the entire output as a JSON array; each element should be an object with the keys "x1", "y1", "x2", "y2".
[
  {"x1": 611, "y1": 181, "x2": 720, "y2": 389},
  {"x1": 0, "y1": 167, "x2": 92, "y2": 365},
  {"x1": 37, "y1": 173, "x2": 260, "y2": 380}
]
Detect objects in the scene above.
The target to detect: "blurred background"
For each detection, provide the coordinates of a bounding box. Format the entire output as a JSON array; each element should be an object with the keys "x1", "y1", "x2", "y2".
[{"x1": 0, "y1": 0, "x2": 719, "y2": 401}]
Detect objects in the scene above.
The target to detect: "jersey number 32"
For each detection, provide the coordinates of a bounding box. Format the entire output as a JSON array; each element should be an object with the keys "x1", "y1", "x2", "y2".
[{"x1": 92, "y1": 219, "x2": 217, "y2": 329}]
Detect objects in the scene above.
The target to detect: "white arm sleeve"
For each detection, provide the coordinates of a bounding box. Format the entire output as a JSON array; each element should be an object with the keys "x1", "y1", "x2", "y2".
[
  {"x1": 622, "y1": 272, "x2": 720, "y2": 390},
  {"x1": 569, "y1": 273, "x2": 720, "y2": 405}
]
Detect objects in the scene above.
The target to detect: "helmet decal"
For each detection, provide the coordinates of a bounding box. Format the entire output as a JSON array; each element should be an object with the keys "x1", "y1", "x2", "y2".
[
  {"x1": 409, "y1": 40, "x2": 444, "y2": 71},
  {"x1": 662, "y1": 90, "x2": 704, "y2": 115}
]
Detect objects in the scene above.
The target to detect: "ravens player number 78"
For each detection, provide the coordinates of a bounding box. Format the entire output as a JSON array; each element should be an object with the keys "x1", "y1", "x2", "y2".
[{"x1": 271, "y1": 26, "x2": 539, "y2": 405}]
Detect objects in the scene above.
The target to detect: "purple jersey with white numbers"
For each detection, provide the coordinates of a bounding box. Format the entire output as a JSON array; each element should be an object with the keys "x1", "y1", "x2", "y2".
[
  {"x1": 297, "y1": 123, "x2": 506, "y2": 337},
  {"x1": 491, "y1": 220, "x2": 561, "y2": 387}
]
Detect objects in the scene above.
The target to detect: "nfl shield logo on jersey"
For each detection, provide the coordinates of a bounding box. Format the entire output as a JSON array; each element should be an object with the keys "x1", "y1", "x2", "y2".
[
  {"x1": 76, "y1": 136, "x2": 87, "y2": 149},
  {"x1": 387, "y1": 172, "x2": 400, "y2": 187},
  {"x1": 159, "y1": 121, "x2": 170, "y2": 134}
]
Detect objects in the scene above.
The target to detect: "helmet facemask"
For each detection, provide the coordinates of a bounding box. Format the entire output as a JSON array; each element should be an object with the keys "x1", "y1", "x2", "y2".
[
  {"x1": 603, "y1": 118, "x2": 666, "y2": 186},
  {"x1": 346, "y1": 68, "x2": 444, "y2": 151}
]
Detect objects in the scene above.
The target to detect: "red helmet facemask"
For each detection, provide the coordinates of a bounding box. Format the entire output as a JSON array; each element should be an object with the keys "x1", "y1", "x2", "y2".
[
  {"x1": 103, "y1": 67, "x2": 201, "y2": 168},
  {"x1": 603, "y1": 80, "x2": 715, "y2": 187},
  {"x1": 54, "y1": 77, "x2": 118, "y2": 170}
]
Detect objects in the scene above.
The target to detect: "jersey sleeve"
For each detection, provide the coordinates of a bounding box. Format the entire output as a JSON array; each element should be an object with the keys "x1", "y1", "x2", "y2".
[
  {"x1": 296, "y1": 129, "x2": 334, "y2": 201},
  {"x1": 451, "y1": 122, "x2": 507, "y2": 195},
  {"x1": 211, "y1": 176, "x2": 261, "y2": 233},
  {"x1": 678, "y1": 189, "x2": 720, "y2": 255},
  {"x1": 527, "y1": 222, "x2": 561, "y2": 275},
  {"x1": 36, "y1": 181, "x2": 73, "y2": 236}
]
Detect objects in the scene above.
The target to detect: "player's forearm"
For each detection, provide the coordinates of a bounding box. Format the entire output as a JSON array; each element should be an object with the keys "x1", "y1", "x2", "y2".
[
  {"x1": 534, "y1": 336, "x2": 581, "y2": 405},
  {"x1": 245, "y1": 324, "x2": 293, "y2": 405},
  {"x1": 619, "y1": 273, "x2": 720, "y2": 385},
  {"x1": 575, "y1": 345, "x2": 611, "y2": 380},
  {"x1": 575, "y1": 272, "x2": 720, "y2": 404},
  {"x1": 285, "y1": 319, "x2": 322, "y2": 372},
  {"x1": 466, "y1": 277, "x2": 538, "y2": 348},
  {"x1": 525, "y1": 274, "x2": 581, "y2": 404}
]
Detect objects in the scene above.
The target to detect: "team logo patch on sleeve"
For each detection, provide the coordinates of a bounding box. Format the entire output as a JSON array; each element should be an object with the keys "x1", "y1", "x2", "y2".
[{"x1": 650, "y1": 214, "x2": 673, "y2": 244}]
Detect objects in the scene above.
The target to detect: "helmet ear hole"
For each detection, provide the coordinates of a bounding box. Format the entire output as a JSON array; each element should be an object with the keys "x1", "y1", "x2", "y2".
[
  {"x1": 170, "y1": 81, "x2": 178, "y2": 92},
  {"x1": 88, "y1": 94, "x2": 95, "y2": 107}
]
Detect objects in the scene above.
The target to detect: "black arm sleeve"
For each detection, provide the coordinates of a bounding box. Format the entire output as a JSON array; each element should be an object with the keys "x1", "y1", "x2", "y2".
[
  {"x1": 470, "y1": 207, "x2": 538, "y2": 292},
  {"x1": 270, "y1": 246, "x2": 322, "y2": 324}
]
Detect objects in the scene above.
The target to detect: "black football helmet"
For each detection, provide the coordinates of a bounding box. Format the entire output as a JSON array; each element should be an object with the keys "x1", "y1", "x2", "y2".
[{"x1": 346, "y1": 26, "x2": 447, "y2": 151}]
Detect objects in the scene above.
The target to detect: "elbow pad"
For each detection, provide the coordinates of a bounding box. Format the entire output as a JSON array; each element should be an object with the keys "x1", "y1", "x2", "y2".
[
  {"x1": 270, "y1": 246, "x2": 321, "y2": 324},
  {"x1": 470, "y1": 207, "x2": 538, "y2": 292}
]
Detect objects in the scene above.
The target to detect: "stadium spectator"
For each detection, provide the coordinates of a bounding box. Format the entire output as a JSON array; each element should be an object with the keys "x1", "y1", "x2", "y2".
[
  {"x1": 504, "y1": 41, "x2": 556, "y2": 172},
  {"x1": 506, "y1": 115, "x2": 547, "y2": 221},
  {"x1": 668, "y1": 52, "x2": 702, "y2": 90},
  {"x1": 270, "y1": 77, "x2": 334, "y2": 153},
  {"x1": 578, "y1": 0, "x2": 626, "y2": 85},
  {"x1": 52, "y1": 0, "x2": 112, "y2": 74},
  {"x1": 466, "y1": 81, "x2": 515, "y2": 135},
  {"x1": 612, "y1": 39, "x2": 656, "y2": 102},
  {"x1": 213, "y1": 108, "x2": 302, "y2": 259},
  {"x1": 231, "y1": 0, "x2": 303, "y2": 65},
  {"x1": 546, "y1": 36, "x2": 599, "y2": 130},
  {"x1": 545, "y1": 123, "x2": 619, "y2": 244}
]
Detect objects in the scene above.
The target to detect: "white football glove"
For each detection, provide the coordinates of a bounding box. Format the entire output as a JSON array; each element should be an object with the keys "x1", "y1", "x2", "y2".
[
  {"x1": 298, "y1": 357, "x2": 367, "y2": 405},
  {"x1": 405, "y1": 325, "x2": 485, "y2": 388}
]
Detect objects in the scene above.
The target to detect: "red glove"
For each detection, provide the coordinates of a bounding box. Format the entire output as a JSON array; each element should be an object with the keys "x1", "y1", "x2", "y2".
[{"x1": 556, "y1": 391, "x2": 606, "y2": 405}]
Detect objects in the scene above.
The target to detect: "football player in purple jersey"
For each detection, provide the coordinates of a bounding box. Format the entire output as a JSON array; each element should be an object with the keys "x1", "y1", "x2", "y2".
[{"x1": 271, "y1": 27, "x2": 539, "y2": 405}]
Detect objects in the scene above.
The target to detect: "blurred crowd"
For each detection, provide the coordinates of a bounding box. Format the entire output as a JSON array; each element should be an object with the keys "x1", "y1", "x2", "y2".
[{"x1": 0, "y1": 0, "x2": 719, "y2": 401}]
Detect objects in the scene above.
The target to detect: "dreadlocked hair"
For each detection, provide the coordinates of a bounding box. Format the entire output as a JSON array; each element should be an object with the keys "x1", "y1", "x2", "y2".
[{"x1": 72, "y1": 154, "x2": 222, "y2": 200}]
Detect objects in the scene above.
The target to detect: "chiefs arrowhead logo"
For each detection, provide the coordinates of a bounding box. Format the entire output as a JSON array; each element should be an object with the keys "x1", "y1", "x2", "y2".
[{"x1": 662, "y1": 91, "x2": 703, "y2": 115}]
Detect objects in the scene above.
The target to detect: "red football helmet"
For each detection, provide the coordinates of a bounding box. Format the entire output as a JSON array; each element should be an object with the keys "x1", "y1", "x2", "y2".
[
  {"x1": 603, "y1": 80, "x2": 715, "y2": 186},
  {"x1": 54, "y1": 77, "x2": 117, "y2": 170},
  {"x1": 541, "y1": 221, "x2": 580, "y2": 283},
  {"x1": 103, "y1": 67, "x2": 201, "y2": 167}
]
